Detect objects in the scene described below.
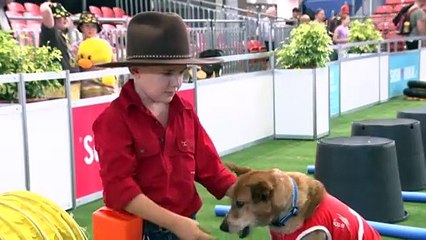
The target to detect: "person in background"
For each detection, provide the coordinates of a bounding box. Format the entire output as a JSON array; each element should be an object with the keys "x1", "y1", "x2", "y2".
[
  {"x1": 287, "y1": 7, "x2": 301, "y2": 26},
  {"x1": 314, "y1": 8, "x2": 326, "y2": 24},
  {"x1": 0, "y1": 0, "x2": 12, "y2": 31},
  {"x1": 406, "y1": 0, "x2": 426, "y2": 49},
  {"x1": 39, "y1": 1, "x2": 78, "y2": 72},
  {"x1": 259, "y1": 6, "x2": 277, "y2": 51},
  {"x1": 340, "y1": 1, "x2": 350, "y2": 15},
  {"x1": 333, "y1": 14, "x2": 350, "y2": 44},
  {"x1": 71, "y1": 12, "x2": 102, "y2": 59},
  {"x1": 93, "y1": 11, "x2": 236, "y2": 240},
  {"x1": 300, "y1": 14, "x2": 311, "y2": 24}
]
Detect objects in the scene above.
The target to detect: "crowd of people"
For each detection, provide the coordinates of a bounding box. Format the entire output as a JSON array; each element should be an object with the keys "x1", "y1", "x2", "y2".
[{"x1": 259, "y1": 0, "x2": 426, "y2": 52}]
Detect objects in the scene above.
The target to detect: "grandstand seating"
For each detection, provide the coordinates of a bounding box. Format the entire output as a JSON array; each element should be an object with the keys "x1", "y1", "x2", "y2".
[
  {"x1": 7, "y1": 2, "x2": 25, "y2": 13},
  {"x1": 89, "y1": 5, "x2": 103, "y2": 17},
  {"x1": 113, "y1": 7, "x2": 127, "y2": 18},
  {"x1": 370, "y1": 0, "x2": 418, "y2": 51},
  {"x1": 23, "y1": 2, "x2": 40, "y2": 15},
  {"x1": 101, "y1": 6, "x2": 115, "y2": 18},
  {"x1": 6, "y1": 2, "x2": 130, "y2": 46}
]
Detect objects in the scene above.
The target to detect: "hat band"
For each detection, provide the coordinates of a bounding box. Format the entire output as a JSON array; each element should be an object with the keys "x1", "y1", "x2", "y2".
[{"x1": 127, "y1": 54, "x2": 192, "y2": 60}]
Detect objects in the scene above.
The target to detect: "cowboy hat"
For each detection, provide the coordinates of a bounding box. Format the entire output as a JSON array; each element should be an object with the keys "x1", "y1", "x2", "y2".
[{"x1": 98, "y1": 12, "x2": 222, "y2": 67}]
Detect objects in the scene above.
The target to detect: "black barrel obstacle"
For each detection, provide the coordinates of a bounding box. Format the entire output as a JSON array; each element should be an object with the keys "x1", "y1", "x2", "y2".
[
  {"x1": 352, "y1": 118, "x2": 426, "y2": 191},
  {"x1": 315, "y1": 136, "x2": 407, "y2": 223},
  {"x1": 397, "y1": 107, "x2": 426, "y2": 166}
]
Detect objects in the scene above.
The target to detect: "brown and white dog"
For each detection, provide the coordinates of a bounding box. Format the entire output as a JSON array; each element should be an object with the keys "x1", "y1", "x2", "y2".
[{"x1": 220, "y1": 163, "x2": 382, "y2": 240}]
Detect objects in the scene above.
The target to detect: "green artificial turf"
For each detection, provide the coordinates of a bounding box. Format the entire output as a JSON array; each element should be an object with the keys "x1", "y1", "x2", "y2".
[{"x1": 71, "y1": 97, "x2": 426, "y2": 239}]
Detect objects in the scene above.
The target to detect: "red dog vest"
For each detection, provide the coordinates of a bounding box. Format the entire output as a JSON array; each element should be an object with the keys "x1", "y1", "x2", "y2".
[{"x1": 270, "y1": 193, "x2": 381, "y2": 240}]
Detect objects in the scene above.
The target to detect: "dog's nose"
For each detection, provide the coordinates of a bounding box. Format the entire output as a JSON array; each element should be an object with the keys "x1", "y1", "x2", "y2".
[{"x1": 220, "y1": 220, "x2": 230, "y2": 232}]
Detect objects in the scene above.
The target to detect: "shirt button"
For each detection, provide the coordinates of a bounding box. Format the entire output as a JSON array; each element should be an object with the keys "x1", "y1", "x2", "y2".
[
  {"x1": 140, "y1": 148, "x2": 145, "y2": 153},
  {"x1": 159, "y1": 137, "x2": 165, "y2": 143}
]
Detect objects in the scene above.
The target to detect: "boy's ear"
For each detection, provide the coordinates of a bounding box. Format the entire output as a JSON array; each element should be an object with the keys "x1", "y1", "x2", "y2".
[
  {"x1": 224, "y1": 162, "x2": 252, "y2": 176},
  {"x1": 129, "y1": 67, "x2": 138, "y2": 74}
]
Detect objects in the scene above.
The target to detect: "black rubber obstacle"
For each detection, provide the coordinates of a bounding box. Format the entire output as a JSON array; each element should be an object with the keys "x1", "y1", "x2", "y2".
[
  {"x1": 397, "y1": 107, "x2": 426, "y2": 167},
  {"x1": 351, "y1": 119, "x2": 426, "y2": 191},
  {"x1": 315, "y1": 136, "x2": 407, "y2": 223}
]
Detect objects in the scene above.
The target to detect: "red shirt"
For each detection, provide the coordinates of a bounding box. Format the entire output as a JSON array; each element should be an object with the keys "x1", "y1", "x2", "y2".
[
  {"x1": 270, "y1": 194, "x2": 381, "y2": 240},
  {"x1": 92, "y1": 80, "x2": 237, "y2": 217}
]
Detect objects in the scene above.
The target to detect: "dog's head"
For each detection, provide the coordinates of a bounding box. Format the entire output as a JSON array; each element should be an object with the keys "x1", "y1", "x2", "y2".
[{"x1": 220, "y1": 163, "x2": 294, "y2": 238}]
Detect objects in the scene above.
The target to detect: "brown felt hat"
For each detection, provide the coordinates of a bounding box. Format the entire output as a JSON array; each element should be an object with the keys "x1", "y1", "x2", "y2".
[{"x1": 98, "y1": 12, "x2": 222, "y2": 67}]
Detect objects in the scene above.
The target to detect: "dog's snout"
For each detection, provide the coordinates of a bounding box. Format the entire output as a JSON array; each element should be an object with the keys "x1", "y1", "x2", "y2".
[{"x1": 220, "y1": 219, "x2": 230, "y2": 232}]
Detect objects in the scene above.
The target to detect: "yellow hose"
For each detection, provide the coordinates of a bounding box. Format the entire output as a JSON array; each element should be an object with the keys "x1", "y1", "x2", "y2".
[{"x1": 0, "y1": 191, "x2": 88, "y2": 240}]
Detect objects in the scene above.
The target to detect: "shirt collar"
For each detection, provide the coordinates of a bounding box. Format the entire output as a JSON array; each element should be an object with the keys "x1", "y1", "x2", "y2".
[{"x1": 118, "y1": 79, "x2": 192, "y2": 113}]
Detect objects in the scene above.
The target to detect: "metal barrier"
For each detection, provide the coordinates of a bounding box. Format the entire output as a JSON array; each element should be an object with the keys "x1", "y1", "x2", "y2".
[
  {"x1": 7, "y1": 10, "x2": 291, "y2": 55},
  {"x1": 332, "y1": 36, "x2": 426, "y2": 59},
  {"x1": 0, "y1": 51, "x2": 273, "y2": 209},
  {"x1": 1, "y1": 36, "x2": 426, "y2": 209}
]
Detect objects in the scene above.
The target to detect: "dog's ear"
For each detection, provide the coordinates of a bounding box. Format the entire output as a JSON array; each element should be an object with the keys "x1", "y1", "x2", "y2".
[
  {"x1": 224, "y1": 162, "x2": 252, "y2": 176},
  {"x1": 247, "y1": 181, "x2": 273, "y2": 203}
]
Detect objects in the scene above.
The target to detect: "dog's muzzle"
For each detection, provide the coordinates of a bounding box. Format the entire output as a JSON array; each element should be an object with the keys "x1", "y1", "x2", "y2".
[{"x1": 220, "y1": 218, "x2": 251, "y2": 239}]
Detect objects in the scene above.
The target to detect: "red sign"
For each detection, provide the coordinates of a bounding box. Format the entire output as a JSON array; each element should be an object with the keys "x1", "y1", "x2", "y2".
[{"x1": 73, "y1": 102, "x2": 111, "y2": 199}]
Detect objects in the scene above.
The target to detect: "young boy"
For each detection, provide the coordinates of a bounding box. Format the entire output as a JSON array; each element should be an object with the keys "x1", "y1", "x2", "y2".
[{"x1": 93, "y1": 12, "x2": 236, "y2": 240}]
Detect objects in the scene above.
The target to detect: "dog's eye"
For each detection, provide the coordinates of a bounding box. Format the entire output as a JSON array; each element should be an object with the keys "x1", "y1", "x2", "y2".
[{"x1": 235, "y1": 201, "x2": 245, "y2": 208}]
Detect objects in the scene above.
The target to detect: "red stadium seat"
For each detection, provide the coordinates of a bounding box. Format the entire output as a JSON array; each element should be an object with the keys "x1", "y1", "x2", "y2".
[
  {"x1": 393, "y1": 4, "x2": 407, "y2": 13},
  {"x1": 386, "y1": 0, "x2": 403, "y2": 5},
  {"x1": 113, "y1": 7, "x2": 126, "y2": 18},
  {"x1": 101, "y1": 6, "x2": 115, "y2": 18},
  {"x1": 371, "y1": 14, "x2": 387, "y2": 25},
  {"x1": 24, "y1": 2, "x2": 41, "y2": 15},
  {"x1": 89, "y1": 5, "x2": 102, "y2": 17},
  {"x1": 375, "y1": 5, "x2": 393, "y2": 14},
  {"x1": 7, "y1": 2, "x2": 25, "y2": 13}
]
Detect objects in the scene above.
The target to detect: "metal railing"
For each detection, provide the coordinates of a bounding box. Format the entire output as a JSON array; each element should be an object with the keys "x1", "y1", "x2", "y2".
[{"x1": 331, "y1": 36, "x2": 426, "y2": 60}]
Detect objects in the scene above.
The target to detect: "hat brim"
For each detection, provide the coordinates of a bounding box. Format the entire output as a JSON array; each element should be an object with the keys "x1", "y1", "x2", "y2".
[{"x1": 96, "y1": 57, "x2": 223, "y2": 68}]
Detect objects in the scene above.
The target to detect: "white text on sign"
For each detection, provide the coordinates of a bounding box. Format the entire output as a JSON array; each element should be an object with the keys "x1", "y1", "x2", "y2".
[{"x1": 83, "y1": 135, "x2": 99, "y2": 165}]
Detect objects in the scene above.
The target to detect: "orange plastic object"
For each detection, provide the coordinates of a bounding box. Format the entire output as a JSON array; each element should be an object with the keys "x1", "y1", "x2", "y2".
[{"x1": 92, "y1": 206, "x2": 143, "y2": 240}]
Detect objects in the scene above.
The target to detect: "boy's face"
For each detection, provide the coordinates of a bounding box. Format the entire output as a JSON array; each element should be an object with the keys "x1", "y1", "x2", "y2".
[
  {"x1": 55, "y1": 17, "x2": 69, "y2": 31},
  {"x1": 131, "y1": 65, "x2": 188, "y2": 103},
  {"x1": 81, "y1": 23, "x2": 98, "y2": 38},
  {"x1": 316, "y1": 10, "x2": 325, "y2": 21},
  {"x1": 293, "y1": 11, "x2": 301, "y2": 18}
]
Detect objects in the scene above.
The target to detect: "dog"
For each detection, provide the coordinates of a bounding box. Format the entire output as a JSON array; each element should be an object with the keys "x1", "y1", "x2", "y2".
[{"x1": 220, "y1": 163, "x2": 382, "y2": 240}]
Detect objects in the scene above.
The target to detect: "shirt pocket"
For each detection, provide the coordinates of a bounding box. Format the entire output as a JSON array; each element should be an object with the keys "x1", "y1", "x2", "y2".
[
  {"x1": 133, "y1": 138, "x2": 162, "y2": 185},
  {"x1": 134, "y1": 138, "x2": 161, "y2": 159},
  {"x1": 175, "y1": 137, "x2": 196, "y2": 181}
]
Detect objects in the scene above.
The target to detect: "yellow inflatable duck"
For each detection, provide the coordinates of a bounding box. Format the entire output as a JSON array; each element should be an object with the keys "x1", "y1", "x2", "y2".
[{"x1": 77, "y1": 38, "x2": 116, "y2": 98}]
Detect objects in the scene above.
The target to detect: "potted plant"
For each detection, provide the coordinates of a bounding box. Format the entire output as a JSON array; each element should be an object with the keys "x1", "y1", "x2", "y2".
[
  {"x1": 348, "y1": 19, "x2": 382, "y2": 55},
  {"x1": 0, "y1": 30, "x2": 63, "y2": 103},
  {"x1": 273, "y1": 22, "x2": 333, "y2": 140}
]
